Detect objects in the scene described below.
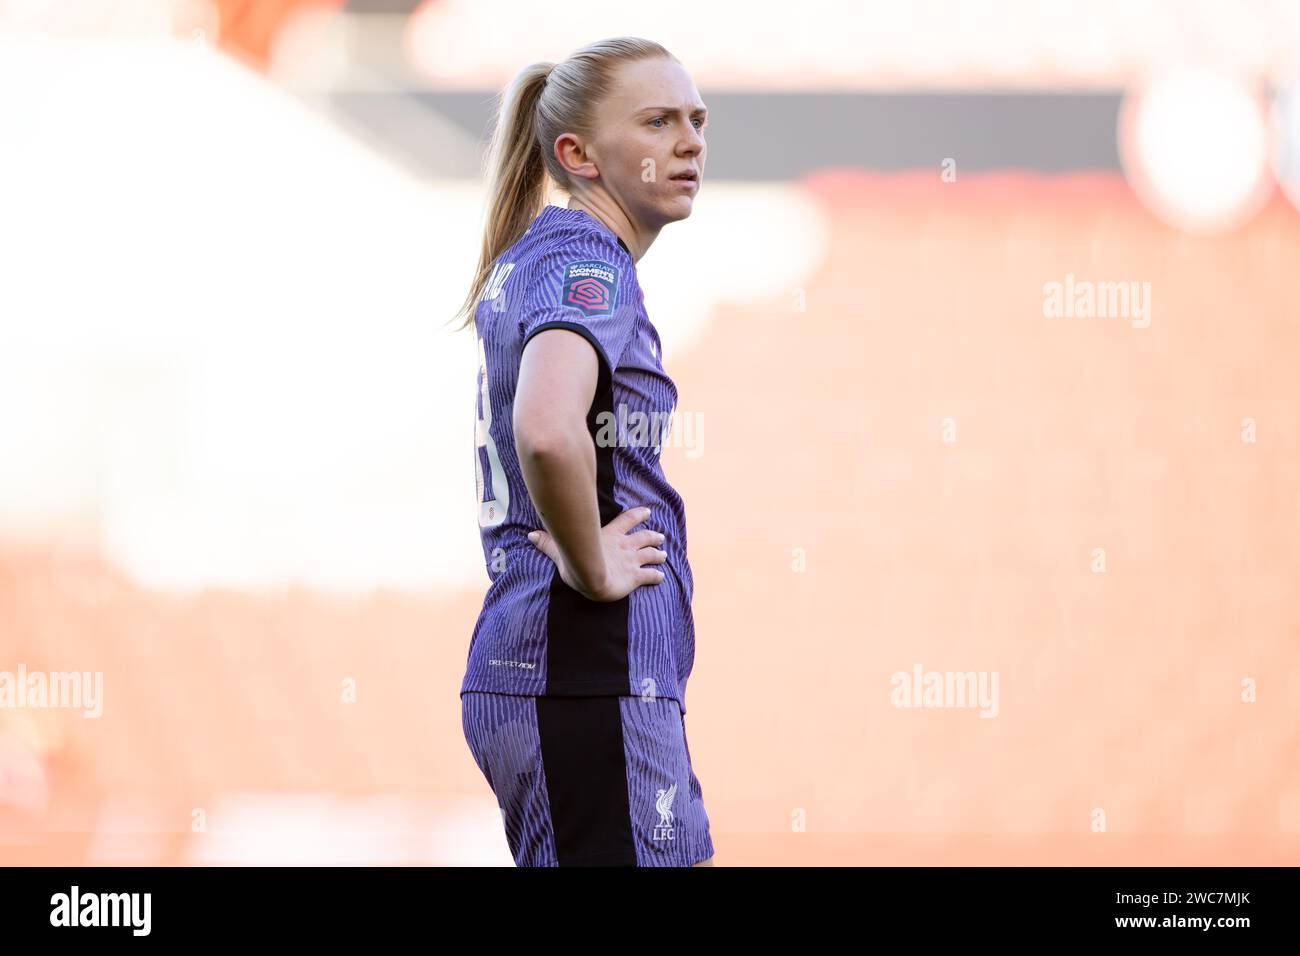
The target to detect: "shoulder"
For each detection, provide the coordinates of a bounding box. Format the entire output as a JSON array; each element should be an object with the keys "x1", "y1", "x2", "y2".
[
  {"x1": 533, "y1": 222, "x2": 631, "y2": 273},
  {"x1": 525, "y1": 224, "x2": 637, "y2": 309}
]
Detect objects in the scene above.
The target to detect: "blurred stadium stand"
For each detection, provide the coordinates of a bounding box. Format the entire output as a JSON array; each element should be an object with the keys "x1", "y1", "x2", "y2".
[{"x1": 2, "y1": 0, "x2": 1299, "y2": 865}]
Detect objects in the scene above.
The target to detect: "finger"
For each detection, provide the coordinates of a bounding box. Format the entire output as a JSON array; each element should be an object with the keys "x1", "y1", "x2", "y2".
[
  {"x1": 611, "y1": 506, "x2": 652, "y2": 533},
  {"x1": 636, "y1": 546, "x2": 668, "y2": 565},
  {"x1": 637, "y1": 567, "x2": 666, "y2": 585},
  {"x1": 527, "y1": 529, "x2": 554, "y2": 558},
  {"x1": 632, "y1": 529, "x2": 666, "y2": 548}
]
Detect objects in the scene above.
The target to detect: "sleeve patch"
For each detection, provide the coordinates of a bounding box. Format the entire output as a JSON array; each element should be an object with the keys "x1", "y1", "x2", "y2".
[{"x1": 562, "y1": 260, "x2": 620, "y2": 315}]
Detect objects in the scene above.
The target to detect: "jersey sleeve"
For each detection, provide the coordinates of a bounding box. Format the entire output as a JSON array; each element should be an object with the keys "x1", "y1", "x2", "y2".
[{"x1": 519, "y1": 239, "x2": 637, "y2": 395}]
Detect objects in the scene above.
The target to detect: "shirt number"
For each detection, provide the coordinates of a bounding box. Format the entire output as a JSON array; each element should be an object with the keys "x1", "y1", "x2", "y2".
[{"x1": 475, "y1": 334, "x2": 509, "y2": 528}]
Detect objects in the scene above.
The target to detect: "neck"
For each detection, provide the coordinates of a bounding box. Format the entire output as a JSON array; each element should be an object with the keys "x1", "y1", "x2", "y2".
[{"x1": 566, "y1": 195, "x2": 657, "y2": 263}]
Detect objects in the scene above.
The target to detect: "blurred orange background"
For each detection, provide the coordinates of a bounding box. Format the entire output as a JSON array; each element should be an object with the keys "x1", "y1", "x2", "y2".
[{"x1": 2, "y1": 0, "x2": 1298, "y2": 865}]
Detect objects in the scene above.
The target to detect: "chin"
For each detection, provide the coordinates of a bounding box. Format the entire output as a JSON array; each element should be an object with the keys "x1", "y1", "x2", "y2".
[{"x1": 663, "y1": 196, "x2": 696, "y2": 222}]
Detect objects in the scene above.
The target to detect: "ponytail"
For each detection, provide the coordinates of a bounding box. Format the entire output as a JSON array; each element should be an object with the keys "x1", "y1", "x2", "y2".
[{"x1": 450, "y1": 37, "x2": 674, "y2": 332}]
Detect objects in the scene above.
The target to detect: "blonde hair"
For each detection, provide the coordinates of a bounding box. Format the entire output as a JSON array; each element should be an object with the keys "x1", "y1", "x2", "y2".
[{"x1": 450, "y1": 37, "x2": 675, "y2": 332}]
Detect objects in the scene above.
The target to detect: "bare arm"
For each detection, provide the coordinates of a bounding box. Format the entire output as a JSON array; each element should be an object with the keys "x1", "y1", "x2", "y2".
[
  {"x1": 514, "y1": 329, "x2": 608, "y2": 595},
  {"x1": 514, "y1": 329, "x2": 667, "y2": 601}
]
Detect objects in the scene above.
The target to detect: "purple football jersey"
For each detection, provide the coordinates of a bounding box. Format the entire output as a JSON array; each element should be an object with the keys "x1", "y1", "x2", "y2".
[{"x1": 462, "y1": 204, "x2": 697, "y2": 716}]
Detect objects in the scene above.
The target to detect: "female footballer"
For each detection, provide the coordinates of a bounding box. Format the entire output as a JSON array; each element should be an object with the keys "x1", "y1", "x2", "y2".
[{"x1": 454, "y1": 37, "x2": 714, "y2": 867}]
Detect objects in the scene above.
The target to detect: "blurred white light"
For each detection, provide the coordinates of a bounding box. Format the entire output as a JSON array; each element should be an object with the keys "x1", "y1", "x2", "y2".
[
  {"x1": 3, "y1": 0, "x2": 54, "y2": 25},
  {"x1": 1270, "y1": 78, "x2": 1300, "y2": 214},
  {"x1": 0, "y1": 35, "x2": 823, "y2": 595},
  {"x1": 401, "y1": 0, "x2": 1298, "y2": 90},
  {"x1": 185, "y1": 793, "x2": 514, "y2": 865},
  {"x1": 1119, "y1": 66, "x2": 1273, "y2": 234}
]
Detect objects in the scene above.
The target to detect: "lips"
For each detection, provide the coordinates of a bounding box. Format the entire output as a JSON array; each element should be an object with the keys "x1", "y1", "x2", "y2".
[{"x1": 669, "y1": 170, "x2": 698, "y2": 182}]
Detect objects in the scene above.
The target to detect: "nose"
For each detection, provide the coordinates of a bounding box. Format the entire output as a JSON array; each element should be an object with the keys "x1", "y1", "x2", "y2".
[{"x1": 678, "y1": 123, "x2": 705, "y2": 157}]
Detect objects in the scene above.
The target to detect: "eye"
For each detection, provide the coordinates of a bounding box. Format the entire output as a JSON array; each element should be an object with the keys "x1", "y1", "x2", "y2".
[{"x1": 649, "y1": 115, "x2": 706, "y2": 131}]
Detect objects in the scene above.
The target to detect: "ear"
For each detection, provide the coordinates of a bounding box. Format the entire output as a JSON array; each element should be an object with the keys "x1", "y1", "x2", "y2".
[{"x1": 555, "y1": 132, "x2": 599, "y2": 183}]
